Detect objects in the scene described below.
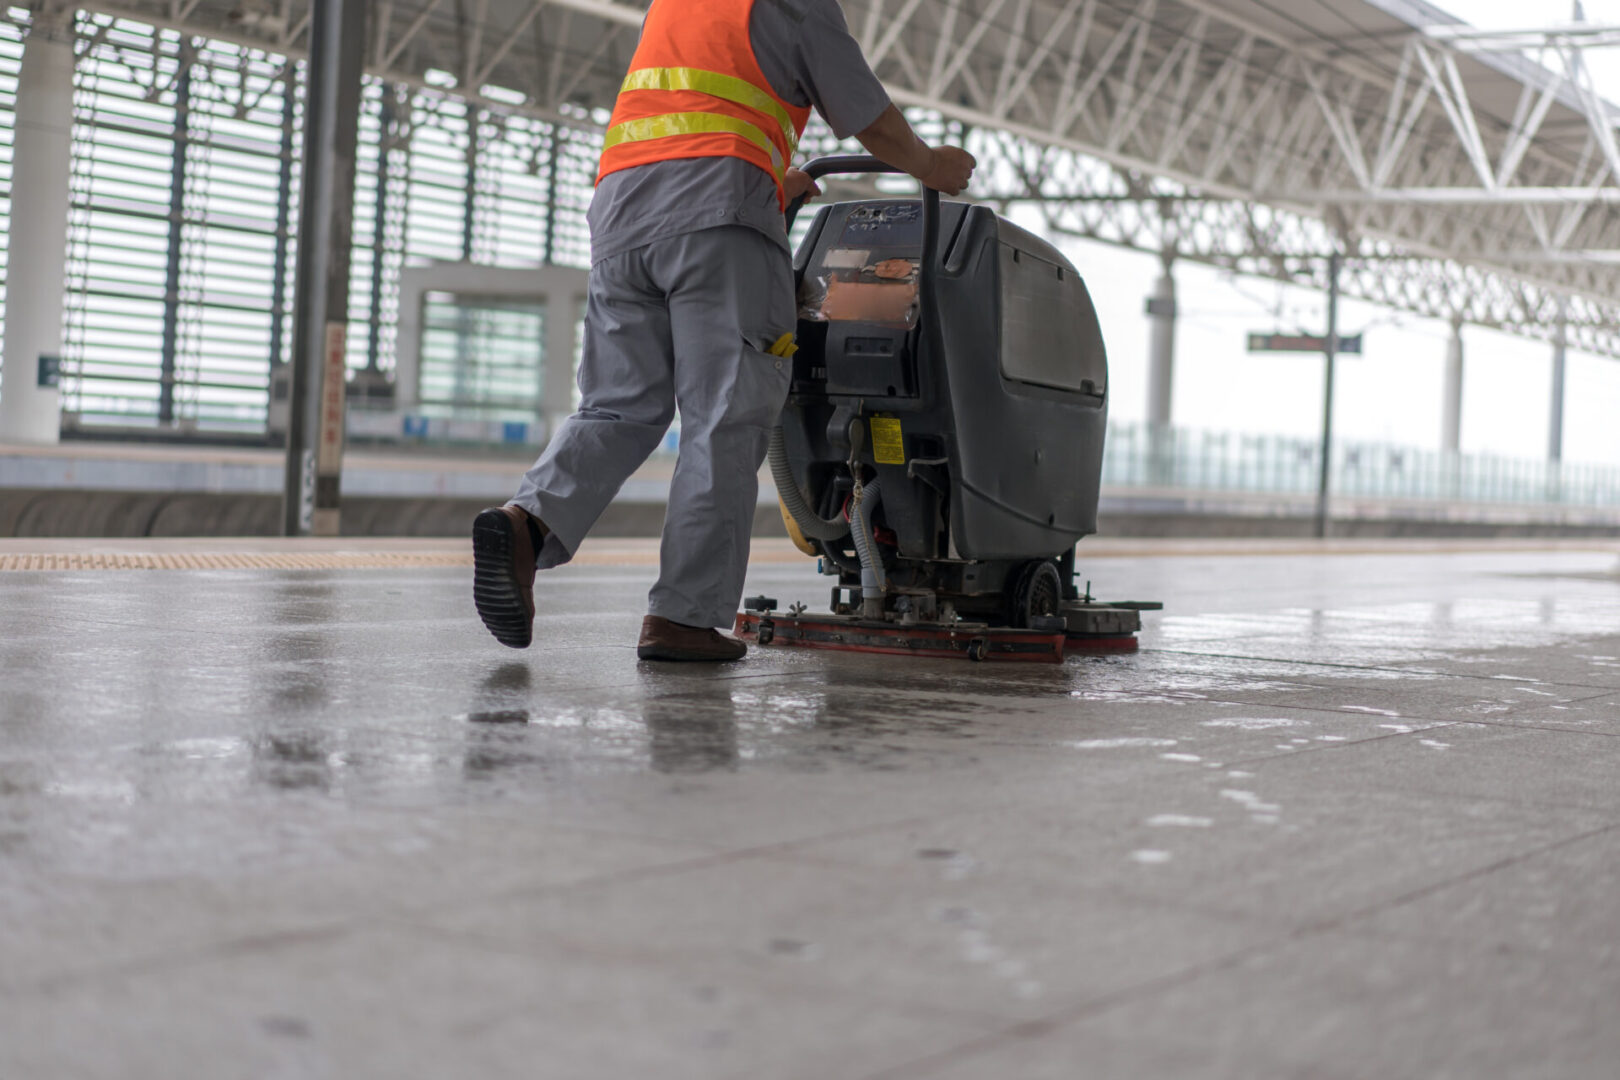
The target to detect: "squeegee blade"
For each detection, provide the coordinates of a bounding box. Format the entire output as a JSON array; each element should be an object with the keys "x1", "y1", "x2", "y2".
[{"x1": 733, "y1": 613, "x2": 1068, "y2": 663}]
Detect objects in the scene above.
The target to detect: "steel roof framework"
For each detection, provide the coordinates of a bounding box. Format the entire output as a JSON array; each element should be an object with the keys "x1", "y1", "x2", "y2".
[{"x1": 59, "y1": 0, "x2": 1620, "y2": 356}]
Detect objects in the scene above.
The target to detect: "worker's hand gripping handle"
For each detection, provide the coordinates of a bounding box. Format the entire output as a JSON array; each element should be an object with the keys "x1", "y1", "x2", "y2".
[
  {"x1": 786, "y1": 155, "x2": 941, "y2": 236},
  {"x1": 787, "y1": 155, "x2": 944, "y2": 369}
]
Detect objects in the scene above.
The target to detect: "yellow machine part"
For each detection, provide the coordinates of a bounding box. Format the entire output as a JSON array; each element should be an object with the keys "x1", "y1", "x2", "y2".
[{"x1": 778, "y1": 497, "x2": 819, "y2": 557}]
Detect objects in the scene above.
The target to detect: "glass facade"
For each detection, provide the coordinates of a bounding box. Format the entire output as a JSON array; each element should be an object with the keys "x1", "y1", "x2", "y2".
[
  {"x1": 418, "y1": 291, "x2": 545, "y2": 423},
  {"x1": 9, "y1": 8, "x2": 602, "y2": 434}
]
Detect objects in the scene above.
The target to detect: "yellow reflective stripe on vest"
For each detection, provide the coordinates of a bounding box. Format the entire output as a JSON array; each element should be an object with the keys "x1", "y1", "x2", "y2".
[
  {"x1": 603, "y1": 112, "x2": 785, "y2": 182},
  {"x1": 619, "y1": 67, "x2": 799, "y2": 156}
]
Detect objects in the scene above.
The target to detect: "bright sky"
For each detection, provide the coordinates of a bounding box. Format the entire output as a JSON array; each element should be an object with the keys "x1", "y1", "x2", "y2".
[{"x1": 1042, "y1": 0, "x2": 1620, "y2": 467}]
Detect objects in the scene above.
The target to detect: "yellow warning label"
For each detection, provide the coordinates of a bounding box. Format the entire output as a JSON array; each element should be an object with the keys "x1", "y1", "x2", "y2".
[{"x1": 870, "y1": 416, "x2": 905, "y2": 465}]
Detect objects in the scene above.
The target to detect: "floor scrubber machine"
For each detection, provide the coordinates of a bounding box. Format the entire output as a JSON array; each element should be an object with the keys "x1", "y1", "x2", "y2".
[{"x1": 735, "y1": 156, "x2": 1158, "y2": 663}]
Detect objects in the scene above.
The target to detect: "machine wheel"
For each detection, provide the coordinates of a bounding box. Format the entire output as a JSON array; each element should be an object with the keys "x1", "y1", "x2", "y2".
[{"x1": 1007, "y1": 560, "x2": 1064, "y2": 629}]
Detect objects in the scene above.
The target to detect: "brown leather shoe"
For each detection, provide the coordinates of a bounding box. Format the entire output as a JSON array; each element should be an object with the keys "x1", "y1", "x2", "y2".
[
  {"x1": 637, "y1": 616, "x2": 748, "y2": 662},
  {"x1": 472, "y1": 505, "x2": 545, "y2": 649}
]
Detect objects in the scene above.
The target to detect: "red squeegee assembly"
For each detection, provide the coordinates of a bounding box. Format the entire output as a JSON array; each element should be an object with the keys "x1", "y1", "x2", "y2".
[{"x1": 734, "y1": 599, "x2": 1156, "y2": 664}]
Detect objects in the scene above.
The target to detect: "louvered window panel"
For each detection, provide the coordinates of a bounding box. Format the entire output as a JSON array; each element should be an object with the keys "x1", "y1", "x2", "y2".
[
  {"x1": 0, "y1": 8, "x2": 598, "y2": 439},
  {"x1": 0, "y1": 15, "x2": 24, "y2": 380},
  {"x1": 63, "y1": 14, "x2": 294, "y2": 432}
]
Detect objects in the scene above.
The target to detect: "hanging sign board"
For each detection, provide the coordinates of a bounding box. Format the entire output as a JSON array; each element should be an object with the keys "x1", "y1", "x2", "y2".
[{"x1": 1247, "y1": 332, "x2": 1363, "y2": 355}]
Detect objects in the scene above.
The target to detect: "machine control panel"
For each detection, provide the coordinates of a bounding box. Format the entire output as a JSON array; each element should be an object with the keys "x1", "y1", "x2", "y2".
[
  {"x1": 795, "y1": 199, "x2": 968, "y2": 401},
  {"x1": 839, "y1": 202, "x2": 924, "y2": 247}
]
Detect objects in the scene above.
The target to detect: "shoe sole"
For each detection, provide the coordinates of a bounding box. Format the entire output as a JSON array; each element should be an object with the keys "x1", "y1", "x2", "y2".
[
  {"x1": 636, "y1": 645, "x2": 748, "y2": 662},
  {"x1": 472, "y1": 509, "x2": 532, "y2": 649}
]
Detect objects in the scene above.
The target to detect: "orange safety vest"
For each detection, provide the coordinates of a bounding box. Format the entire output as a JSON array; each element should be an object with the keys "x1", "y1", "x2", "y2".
[{"x1": 596, "y1": 0, "x2": 812, "y2": 210}]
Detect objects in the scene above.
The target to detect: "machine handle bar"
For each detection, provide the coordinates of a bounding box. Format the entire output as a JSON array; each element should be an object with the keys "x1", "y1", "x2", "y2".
[{"x1": 786, "y1": 154, "x2": 936, "y2": 228}]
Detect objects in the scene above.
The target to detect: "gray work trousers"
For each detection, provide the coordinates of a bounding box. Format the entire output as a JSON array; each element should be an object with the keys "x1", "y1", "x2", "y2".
[{"x1": 511, "y1": 226, "x2": 794, "y2": 629}]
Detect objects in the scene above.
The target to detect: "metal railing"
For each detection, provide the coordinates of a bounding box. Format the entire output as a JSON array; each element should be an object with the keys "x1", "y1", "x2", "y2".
[{"x1": 1102, "y1": 423, "x2": 1620, "y2": 509}]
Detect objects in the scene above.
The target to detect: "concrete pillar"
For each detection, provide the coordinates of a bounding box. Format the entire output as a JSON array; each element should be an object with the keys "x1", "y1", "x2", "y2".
[
  {"x1": 1145, "y1": 257, "x2": 1177, "y2": 430},
  {"x1": 1315, "y1": 251, "x2": 1342, "y2": 540},
  {"x1": 1549, "y1": 309, "x2": 1567, "y2": 464},
  {"x1": 158, "y1": 54, "x2": 193, "y2": 427},
  {"x1": 1442, "y1": 319, "x2": 1464, "y2": 454},
  {"x1": 542, "y1": 287, "x2": 584, "y2": 442},
  {"x1": 0, "y1": 12, "x2": 74, "y2": 445},
  {"x1": 281, "y1": 0, "x2": 368, "y2": 537}
]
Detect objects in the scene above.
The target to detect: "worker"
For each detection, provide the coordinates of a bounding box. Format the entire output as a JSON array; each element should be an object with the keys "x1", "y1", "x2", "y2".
[{"x1": 472, "y1": 0, "x2": 975, "y2": 661}]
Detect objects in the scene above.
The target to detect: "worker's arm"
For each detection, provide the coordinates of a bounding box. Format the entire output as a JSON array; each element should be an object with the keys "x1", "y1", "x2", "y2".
[
  {"x1": 855, "y1": 105, "x2": 976, "y2": 196},
  {"x1": 751, "y1": 0, "x2": 974, "y2": 203}
]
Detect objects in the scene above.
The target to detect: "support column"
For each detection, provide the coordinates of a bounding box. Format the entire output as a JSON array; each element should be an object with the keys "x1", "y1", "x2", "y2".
[
  {"x1": 1145, "y1": 255, "x2": 1177, "y2": 431},
  {"x1": 541, "y1": 282, "x2": 582, "y2": 443},
  {"x1": 269, "y1": 75, "x2": 296, "y2": 369},
  {"x1": 1314, "y1": 252, "x2": 1341, "y2": 540},
  {"x1": 0, "y1": 10, "x2": 74, "y2": 445},
  {"x1": 1145, "y1": 254, "x2": 1177, "y2": 487},
  {"x1": 265, "y1": 70, "x2": 297, "y2": 439},
  {"x1": 543, "y1": 125, "x2": 562, "y2": 266},
  {"x1": 1548, "y1": 307, "x2": 1567, "y2": 464},
  {"x1": 281, "y1": 0, "x2": 367, "y2": 537},
  {"x1": 1442, "y1": 318, "x2": 1464, "y2": 454},
  {"x1": 158, "y1": 51, "x2": 193, "y2": 427},
  {"x1": 366, "y1": 91, "x2": 396, "y2": 374}
]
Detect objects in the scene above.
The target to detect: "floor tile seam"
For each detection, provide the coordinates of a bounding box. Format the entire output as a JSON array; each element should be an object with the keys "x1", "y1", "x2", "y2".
[
  {"x1": 1083, "y1": 861, "x2": 1620, "y2": 939},
  {"x1": 1444, "y1": 716, "x2": 1620, "y2": 738},
  {"x1": 728, "y1": 850, "x2": 1331, "y2": 932},
  {"x1": 1319, "y1": 773, "x2": 1620, "y2": 820},
  {"x1": 1289, "y1": 821, "x2": 1620, "y2": 938},
  {"x1": 1317, "y1": 913, "x2": 1620, "y2": 963},
  {"x1": 381, "y1": 815, "x2": 943, "y2": 917},
  {"x1": 859, "y1": 821, "x2": 1620, "y2": 1080},
  {"x1": 1188, "y1": 688, "x2": 1618, "y2": 729},
  {"x1": 716, "y1": 768, "x2": 1254, "y2": 873},
  {"x1": 1308, "y1": 767, "x2": 1620, "y2": 819},
  {"x1": 1170, "y1": 729, "x2": 1620, "y2": 817},
  {"x1": 1101, "y1": 686, "x2": 1467, "y2": 725},
  {"x1": 1192, "y1": 668, "x2": 1620, "y2": 701},
  {"x1": 1147, "y1": 646, "x2": 1620, "y2": 691},
  {"x1": 389, "y1": 917, "x2": 1024, "y2": 1031},
  {"x1": 1417, "y1": 677, "x2": 1620, "y2": 694},
  {"x1": 1566, "y1": 685, "x2": 1620, "y2": 703},
  {"x1": 340, "y1": 800, "x2": 739, "y2": 853},
  {"x1": 9, "y1": 613, "x2": 243, "y2": 637},
  {"x1": 0, "y1": 920, "x2": 356, "y2": 999},
  {"x1": 1114, "y1": 662, "x2": 1620, "y2": 700},
  {"x1": 1214, "y1": 722, "x2": 1468, "y2": 769},
  {"x1": 411, "y1": 767, "x2": 1218, "y2": 893},
  {"x1": 1146, "y1": 646, "x2": 1472, "y2": 676},
  {"x1": 852, "y1": 938, "x2": 1290, "y2": 1080}
]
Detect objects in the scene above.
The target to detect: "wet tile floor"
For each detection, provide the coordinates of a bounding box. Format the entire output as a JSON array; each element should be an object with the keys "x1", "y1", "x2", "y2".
[{"x1": 1, "y1": 540, "x2": 1618, "y2": 1078}]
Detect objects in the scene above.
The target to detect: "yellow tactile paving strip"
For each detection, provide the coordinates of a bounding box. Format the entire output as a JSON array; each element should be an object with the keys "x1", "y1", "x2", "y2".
[
  {"x1": 0, "y1": 539, "x2": 810, "y2": 572},
  {"x1": 0, "y1": 552, "x2": 473, "y2": 572},
  {"x1": 0, "y1": 537, "x2": 1614, "y2": 572}
]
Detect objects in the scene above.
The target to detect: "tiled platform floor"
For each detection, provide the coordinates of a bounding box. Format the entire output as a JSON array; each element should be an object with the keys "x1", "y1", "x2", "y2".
[{"x1": 2, "y1": 539, "x2": 1617, "y2": 1078}]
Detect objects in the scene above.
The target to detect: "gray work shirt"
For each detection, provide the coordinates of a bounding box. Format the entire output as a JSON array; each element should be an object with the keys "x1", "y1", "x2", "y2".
[{"x1": 587, "y1": 0, "x2": 892, "y2": 264}]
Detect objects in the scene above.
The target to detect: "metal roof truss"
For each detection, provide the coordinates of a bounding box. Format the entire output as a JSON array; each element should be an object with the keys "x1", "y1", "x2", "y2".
[{"x1": 63, "y1": 0, "x2": 1620, "y2": 354}]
